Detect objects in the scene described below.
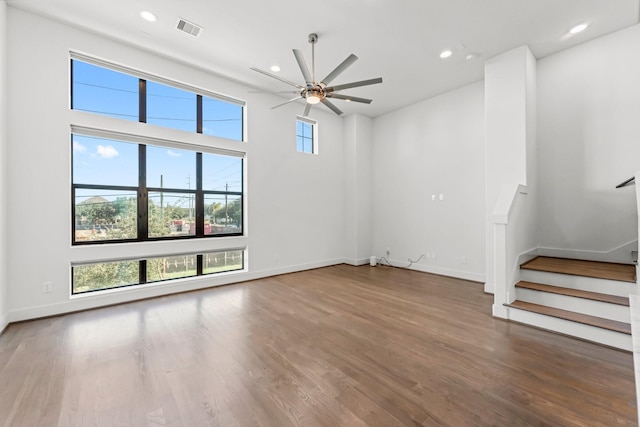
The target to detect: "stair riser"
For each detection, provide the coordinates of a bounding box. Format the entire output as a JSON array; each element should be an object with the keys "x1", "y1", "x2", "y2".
[
  {"x1": 520, "y1": 270, "x2": 636, "y2": 297},
  {"x1": 508, "y1": 307, "x2": 632, "y2": 351},
  {"x1": 516, "y1": 288, "x2": 630, "y2": 323}
]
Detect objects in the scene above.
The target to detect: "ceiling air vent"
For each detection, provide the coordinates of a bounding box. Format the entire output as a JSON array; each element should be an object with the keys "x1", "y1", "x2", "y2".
[{"x1": 176, "y1": 18, "x2": 203, "y2": 37}]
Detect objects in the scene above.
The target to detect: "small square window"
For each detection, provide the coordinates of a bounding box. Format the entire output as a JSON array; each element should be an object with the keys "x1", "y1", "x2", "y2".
[{"x1": 296, "y1": 117, "x2": 317, "y2": 154}]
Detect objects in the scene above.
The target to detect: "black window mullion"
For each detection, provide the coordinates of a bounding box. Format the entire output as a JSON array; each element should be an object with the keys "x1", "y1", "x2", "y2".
[
  {"x1": 138, "y1": 145, "x2": 147, "y2": 240},
  {"x1": 139, "y1": 79, "x2": 147, "y2": 123},
  {"x1": 70, "y1": 60, "x2": 75, "y2": 110},
  {"x1": 196, "y1": 152, "x2": 204, "y2": 237},
  {"x1": 138, "y1": 80, "x2": 148, "y2": 242},
  {"x1": 197, "y1": 95, "x2": 203, "y2": 134},
  {"x1": 239, "y1": 159, "x2": 244, "y2": 234},
  {"x1": 139, "y1": 260, "x2": 147, "y2": 285},
  {"x1": 197, "y1": 254, "x2": 203, "y2": 276},
  {"x1": 73, "y1": 183, "x2": 138, "y2": 192},
  {"x1": 71, "y1": 186, "x2": 77, "y2": 244}
]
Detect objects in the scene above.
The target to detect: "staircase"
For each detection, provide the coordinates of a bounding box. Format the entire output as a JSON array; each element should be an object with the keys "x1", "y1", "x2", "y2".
[{"x1": 504, "y1": 256, "x2": 636, "y2": 351}]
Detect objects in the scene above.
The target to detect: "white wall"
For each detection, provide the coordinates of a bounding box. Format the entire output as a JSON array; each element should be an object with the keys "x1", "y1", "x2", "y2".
[
  {"x1": 0, "y1": 0, "x2": 8, "y2": 333},
  {"x1": 6, "y1": 8, "x2": 346, "y2": 320},
  {"x1": 537, "y1": 24, "x2": 640, "y2": 262},
  {"x1": 371, "y1": 82, "x2": 485, "y2": 282},
  {"x1": 343, "y1": 114, "x2": 373, "y2": 265}
]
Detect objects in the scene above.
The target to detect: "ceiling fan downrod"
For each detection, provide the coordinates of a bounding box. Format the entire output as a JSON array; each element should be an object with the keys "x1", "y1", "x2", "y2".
[{"x1": 309, "y1": 33, "x2": 318, "y2": 84}]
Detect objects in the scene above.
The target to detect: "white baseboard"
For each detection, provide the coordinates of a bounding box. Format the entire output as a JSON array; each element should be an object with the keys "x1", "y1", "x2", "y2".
[
  {"x1": 492, "y1": 303, "x2": 509, "y2": 318},
  {"x1": 484, "y1": 283, "x2": 495, "y2": 294},
  {"x1": 397, "y1": 261, "x2": 485, "y2": 283},
  {"x1": 538, "y1": 240, "x2": 638, "y2": 264},
  {"x1": 7, "y1": 258, "x2": 344, "y2": 323},
  {"x1": 0, "y1": 312, "x2": 8, "y2": 336},
  {"x1": 343, "y1": 257, "x2": 372, "y2": 266}
]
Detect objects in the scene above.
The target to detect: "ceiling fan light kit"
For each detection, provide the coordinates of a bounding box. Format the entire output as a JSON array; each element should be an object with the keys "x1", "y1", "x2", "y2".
[{"x1": 251, "y1": 33, "x2": 383, "y2": 116}]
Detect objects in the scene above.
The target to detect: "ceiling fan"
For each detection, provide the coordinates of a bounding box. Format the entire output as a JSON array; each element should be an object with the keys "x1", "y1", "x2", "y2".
[{"x1": 250, "y1": 33, "x2": 383, "y2": 116}]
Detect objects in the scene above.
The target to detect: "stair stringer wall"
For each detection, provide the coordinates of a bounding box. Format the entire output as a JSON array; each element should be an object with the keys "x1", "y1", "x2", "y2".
[
  {"x1": 508, "y1": 307, "x2": 632, "y2": 351},
  {"x1": 537, "y1": 240, "x2": 638, "y2": 265},
  {"x1": 520, "y1": 269, "x2": 636, "y2": 297},
  {"x1": 515, "y1": 287, "x2": 630, "y2": 323}
]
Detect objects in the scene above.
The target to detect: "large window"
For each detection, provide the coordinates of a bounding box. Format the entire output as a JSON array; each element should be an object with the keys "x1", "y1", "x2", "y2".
[
  {"x1": 71, "y1": 57, "x2": 244, "y2": 141},
  {"x1": 296, "y1": 117, "x2": 317, "y2": 154},
  {"x1": 72, "y1": 132, "x2": 244, "y2": 244},
  {"x1": 72, "y1": 249, "x2": 245, "y2": 294},
  {"x1": 70, "y1": 54, "x2": 247, "y2": 295}
]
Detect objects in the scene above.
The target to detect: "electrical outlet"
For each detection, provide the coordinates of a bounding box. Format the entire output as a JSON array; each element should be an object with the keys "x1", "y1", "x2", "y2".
[
  {"x1": 461, "y1": 256, "x2": 467, "y2": 264},
  {"x1": 42, "y1": 281, "x2": 52, "y2": 293},
  {"x1": 386, "y1": 248, "x2": 390, "y2": 256}
]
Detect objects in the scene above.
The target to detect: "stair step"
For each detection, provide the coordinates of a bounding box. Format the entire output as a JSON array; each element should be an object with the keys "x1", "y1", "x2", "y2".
[
  {"x1": 515, "y1": 281, "x2": 629, "y2": 306},
  {"x1": 506, "y1": 300, "x2": 631, "y2": 335},
  {"x1": 520, "y1": 256, "x2": 636, "y2": 283}
]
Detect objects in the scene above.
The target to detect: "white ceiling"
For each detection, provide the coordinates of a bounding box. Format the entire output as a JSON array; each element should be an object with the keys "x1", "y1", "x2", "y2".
[{"x1": 7, "y1": 0, "x2": 640, "y2": 117}]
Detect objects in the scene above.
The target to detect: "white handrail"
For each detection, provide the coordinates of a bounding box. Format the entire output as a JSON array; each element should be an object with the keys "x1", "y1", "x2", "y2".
[{"x1": 492, "y1": 183, "x2": 529, "y2": 318}]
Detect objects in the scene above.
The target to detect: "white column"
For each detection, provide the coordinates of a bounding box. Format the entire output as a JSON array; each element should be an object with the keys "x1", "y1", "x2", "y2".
[
  {"x1": 0, "y1": 0, "x2": 8, "y2": 331},
  {"x1": 343, "y1": 114, "x2": 373, "y2": 265},
  {"x1": 484, "y1": 45, "x2": 537, "y2": 297}
]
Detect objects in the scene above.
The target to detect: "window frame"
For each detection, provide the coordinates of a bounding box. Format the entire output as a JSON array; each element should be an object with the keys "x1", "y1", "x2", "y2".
[
  {"x1": 71, "y1": 127, "x2": 245, "y2": 246},
  {"x1": 71, "y1": 248, "x2": 246, "y2": 295},
  {"x1": 70, "y1": 52, "x2": 246, "y2": 142}
]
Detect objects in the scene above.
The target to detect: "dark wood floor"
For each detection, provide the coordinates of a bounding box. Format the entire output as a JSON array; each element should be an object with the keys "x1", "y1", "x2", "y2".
[{"x1": 0, "y1": 264, "x2": 636, "y2": 426}]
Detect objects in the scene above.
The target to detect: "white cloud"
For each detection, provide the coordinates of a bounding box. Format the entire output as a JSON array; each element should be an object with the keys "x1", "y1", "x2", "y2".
[
  {"x1": 95, "y1": 145, "x2": 119, "y2": 159},
  {"x1": 167, "y1": 150, "x2": 182, "y2": 157},
  {"x1": 73, "y1": 141, "x2": 87, "y2": 153}
]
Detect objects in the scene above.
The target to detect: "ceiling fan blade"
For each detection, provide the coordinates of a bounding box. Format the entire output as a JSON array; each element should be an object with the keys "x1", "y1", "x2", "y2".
[
  {"x1": 292, "y1": 49, "x2": 313, "y2": 87},
  {"x1": 250, "y1": 67, "x2": 304, "y2": 89},
  {"x1": 271, "y1": 97, "x2": 303, "y2": 109},
  {"x1": 303, "y1": 103, "x2": 312, "y2": 117},
  {"x1": 321, "y1": 98, "x2": 343, "y2": 116},
  {"x1": 320, "y1": 54, "x2": 358, "y2": 86},
  {"x1": 326, "y1": 93, "x2": 372, "y2": 104},
  {"x1": 328, "y1": 77, "x2": 383, "y2": 92},
  {"x1": 249, "y1": 90, "x2": 300, "y2": 94}
]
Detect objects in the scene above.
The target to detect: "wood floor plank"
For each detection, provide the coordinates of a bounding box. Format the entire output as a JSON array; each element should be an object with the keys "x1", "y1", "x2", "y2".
[
  {"x1": 521, "y1": 256, "x2": 636, "y2": 283},
  {"x1": 516, "y1": 281, "x2": 630, "y2": 306},
  {"x1": 0, "y1": 264, "x2": 636, "y2": 426}
]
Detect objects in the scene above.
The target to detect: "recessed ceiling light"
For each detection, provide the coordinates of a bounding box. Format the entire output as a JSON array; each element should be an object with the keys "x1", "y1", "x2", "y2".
[
  {"x1": 140, "y1": 11, "x2": 157, "y2": 22},
  {"x1": 440, "y1": 50, "x2": 453, "y2": 59},
  {"x1": 569, "y1": 23, "x2": 588, "y2": 34},
  {"x1": 270, "y1": 65, "x2": 281, "y2": 72}
]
